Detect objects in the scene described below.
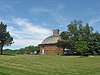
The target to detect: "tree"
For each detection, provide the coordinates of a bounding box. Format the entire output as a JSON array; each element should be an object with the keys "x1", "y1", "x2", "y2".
[
  {"x1": 88, "y1": 32, "x2": 100, "y2": 55},
  {"x1": 0, "y1": 22, "x2": 13, "y2": 55},
  {"x1": 17, "y1": 45, "x2": 40, "y2": 54},
  {"x1": 58, "y1": 20, "x2": 100, "y2": 56},
  {"x1": 75, "y1": 39, "x2": 89, "y2": 57},
  {"x1": 58, "y1": 32, "x2": 72, "y2": 48},
  {"x1": 57, "y1": 31, "x2": 74, "y2": 55}
]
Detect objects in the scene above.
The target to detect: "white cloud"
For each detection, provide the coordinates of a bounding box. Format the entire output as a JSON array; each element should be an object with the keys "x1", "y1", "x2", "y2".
[
  {"x1": 30, "y1": 5, "x2": 68, "y2": 27},
  {"x1": 0, "y1": 18, "x2": 11, "y2": 24},
  {"x1": 88, "y1": 18, "x2": 100, "y2": 33},
  {"x1": 0, "y1": 3, "x2": 14, "y2": 12},
  {"x1": 12, "y1": 39, "x2": 41, "y2": 47},
  {"x1": 31, "y1": 8, "x2": 51, "y2": 13},
  {"x1": 5, "y1": 17, "x2": 52, "y2": 49},
  {"x1": 89, "y1": 18, "x2": 100, "y2": 26},
  {"x1": 12, "y1": 18, "x2": 51, "y2": 34},
  {"x1": 4, "y1": 39, "x2": 41, "y2": 49},
  {"x1": 30, "y1": 4, "x2": 65, "y2": 13}
]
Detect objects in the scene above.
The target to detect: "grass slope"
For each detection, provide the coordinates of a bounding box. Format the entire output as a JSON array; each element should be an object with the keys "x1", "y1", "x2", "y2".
[{"x1": 0, "y1": 55, "x2": 100, "y2": 75}]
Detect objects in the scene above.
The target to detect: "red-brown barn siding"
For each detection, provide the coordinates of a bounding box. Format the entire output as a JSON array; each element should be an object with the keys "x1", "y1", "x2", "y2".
[{"x1": 40, "y1": 45, "x2": 63, "y2": 55}]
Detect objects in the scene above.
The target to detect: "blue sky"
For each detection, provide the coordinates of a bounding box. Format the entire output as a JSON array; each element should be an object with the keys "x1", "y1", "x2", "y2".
[{"x1": 0, "y1": 0, "x2": 100, "y2": 49}]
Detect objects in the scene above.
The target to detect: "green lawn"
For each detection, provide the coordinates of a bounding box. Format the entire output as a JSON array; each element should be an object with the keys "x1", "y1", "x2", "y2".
[{"x1": 0, "y1": 55, "x2": 100, "y2": 75}]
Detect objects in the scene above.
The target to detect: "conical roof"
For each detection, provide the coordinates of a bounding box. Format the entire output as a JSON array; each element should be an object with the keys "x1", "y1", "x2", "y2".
[
  {"x1": 41, "y1": 35, "x2": 60, "y2": 44},
  {"x1": 41, "y1": 29, "x2": 60, "y2": 44}
]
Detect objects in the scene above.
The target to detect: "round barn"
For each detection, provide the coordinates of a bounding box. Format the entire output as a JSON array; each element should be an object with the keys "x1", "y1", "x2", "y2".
[{"x1": 39, "y1": 29, "x2": 63, "y2": 55}]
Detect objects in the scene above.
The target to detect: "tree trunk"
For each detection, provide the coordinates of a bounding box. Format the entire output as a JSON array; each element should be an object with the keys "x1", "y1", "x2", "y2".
[
  {"x1": 0, "y1": 44, "x2": 4, "y2": 55},
  {"x1": 80, "y1": 52, "x2": 83, "y2": 58},
  {"x1": 0, "y1": 46, "x2": 3, "y2": 55},
  {"x1": 63, "y1": 47, "x2": 65, "y2": 55}
]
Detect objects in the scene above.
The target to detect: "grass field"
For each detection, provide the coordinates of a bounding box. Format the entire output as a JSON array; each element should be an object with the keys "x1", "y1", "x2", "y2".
[{"x1": 0, "y1": 55, "x2": 100, "y2": 75}]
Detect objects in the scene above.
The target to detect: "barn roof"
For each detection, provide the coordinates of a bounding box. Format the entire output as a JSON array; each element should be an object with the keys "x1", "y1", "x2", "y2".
[
  {"x1": 40, "y1": 29, "x2": 60, "y2": 45},
  {"x1": 41, "y1": 35, "x2": 60, "y2": 44}
]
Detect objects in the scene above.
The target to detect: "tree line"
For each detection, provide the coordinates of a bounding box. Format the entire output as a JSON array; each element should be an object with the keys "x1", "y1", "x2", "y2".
[{"x1": 4, "y1": 45, "x2": 40, "y2": 55}]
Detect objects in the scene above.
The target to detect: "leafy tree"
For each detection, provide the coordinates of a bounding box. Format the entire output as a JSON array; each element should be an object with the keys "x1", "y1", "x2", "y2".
[
  {"x1": 58, "y1": 20, "x2": 83, "y2": 54},
  {"x1": 58, "y1": 20, "x2": 100, "y2": 56},
  {"x1": 3, "y1": 49, "x2": 17, "y2": 55},
  {"x1": 75, "y1": 40, "x2": 89, "y2": 57},
  {"x1": 17, "y1": 45, "x2": 39, "y2": 54},
  {"x1": 58, "y1": 32, "x2": 70, "y2": 47},
  {"x1": 88, "y1": 32, "x2": 100, "y2": 55},
  {"x1": 57, "y1": 31, "x2": 74, "y2": 55},
  {"x1": 0, "y1": 22, "x2": 13, "y2": 55}
]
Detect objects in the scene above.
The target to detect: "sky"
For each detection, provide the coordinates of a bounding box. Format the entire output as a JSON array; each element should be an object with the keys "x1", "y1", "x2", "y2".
[{"x1": 0, "y1": 0, "x2": 100, "y2": 49}]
